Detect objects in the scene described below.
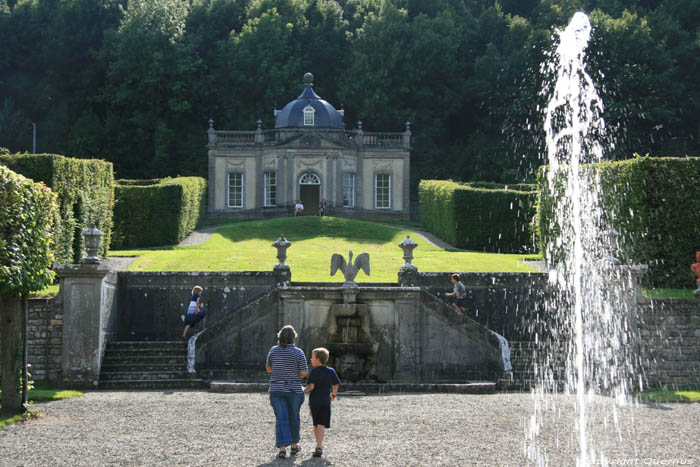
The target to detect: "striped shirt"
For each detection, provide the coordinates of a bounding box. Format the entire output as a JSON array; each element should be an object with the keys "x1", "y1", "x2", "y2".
[{"x1": 266, "y1": 345, "x2": 308, "y2": 393}]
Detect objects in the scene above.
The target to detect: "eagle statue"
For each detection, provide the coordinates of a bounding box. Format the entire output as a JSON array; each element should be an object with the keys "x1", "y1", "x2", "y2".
[{"x1": 330, "y1": 250, "x2": 370, "y2": 287}]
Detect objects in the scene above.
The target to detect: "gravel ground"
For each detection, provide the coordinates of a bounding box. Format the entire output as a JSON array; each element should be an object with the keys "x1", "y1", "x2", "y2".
[{"x1": 1, "y1": 391, "x2": 698, "y2": 466}]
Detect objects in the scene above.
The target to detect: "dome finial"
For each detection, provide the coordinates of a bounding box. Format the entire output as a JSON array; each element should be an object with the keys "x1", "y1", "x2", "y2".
[{"x1": 303, "y1": 72, "x2": 314, "y2": 87}]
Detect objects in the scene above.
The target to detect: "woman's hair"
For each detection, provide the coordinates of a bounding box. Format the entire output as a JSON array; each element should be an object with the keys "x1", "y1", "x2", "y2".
[
  {"x1": 277, "y1": 325, "x2": 298, "y2": 348},
  {"x1": 191, "y1": 286, "x2": 203, "y2": 295}
]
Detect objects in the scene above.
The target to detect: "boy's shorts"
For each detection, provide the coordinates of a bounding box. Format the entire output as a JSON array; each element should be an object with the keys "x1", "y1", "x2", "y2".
[
  {"x1": 310, "y1": 405, "x2": 332, "y2": 428},
  {"x1": 185, "y1": 310, "x2": 206, "y2": 326},
  {"x1": 454, "y1": 297, "x2": 466, "y2": 308}
]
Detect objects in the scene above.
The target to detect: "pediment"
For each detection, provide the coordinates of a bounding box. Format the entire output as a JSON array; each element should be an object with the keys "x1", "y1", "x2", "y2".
[{"x1": 275, "y1": 131, "x2": 351, "y2": 149}]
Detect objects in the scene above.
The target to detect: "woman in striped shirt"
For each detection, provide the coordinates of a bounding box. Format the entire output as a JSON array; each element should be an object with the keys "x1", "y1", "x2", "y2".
[{"x1": 266, "y1": 325, "x2": 309, "y2": 458}]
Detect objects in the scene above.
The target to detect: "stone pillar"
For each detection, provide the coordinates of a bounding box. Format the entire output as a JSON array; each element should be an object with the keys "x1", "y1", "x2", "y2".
[
  {"x1": 55, "y1": 263, "x2": 117, "y2": 389},
  {"x1": 335, "y1": 157, "x2": 343, "y2": 209},
  {"x1": 255, "y1": 148, "x2": 263, "y2": 209},
  {"x1": 287, "y1": 153, "x2": 295, "y2": 205},
  {"x1": 207, "y1": 119, "x2": 217, "y2": 214},
  {"x1": 402, "y1": 154, "x2": 410, "y2": 218},
  {"x1": 278, "y1": 292, "x2": 305, "y2": 346},
  {"x1": 393, "y1": 298, "x2": 420, "y2": 381},
  {"x1": 326, "y1": 155, "x2": 334, "y2": 204},
  {"x1": 356, "y1": 152, "x2": 364, "y2": 210}
]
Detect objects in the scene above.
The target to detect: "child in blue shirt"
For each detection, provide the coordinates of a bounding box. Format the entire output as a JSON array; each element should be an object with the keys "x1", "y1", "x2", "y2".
[
  {"x1": 181, "y1": 286, "x2": 206, "y2": 339},
  {"x1": 304, "y1": 347, "x2": 340, "y2": 458}
]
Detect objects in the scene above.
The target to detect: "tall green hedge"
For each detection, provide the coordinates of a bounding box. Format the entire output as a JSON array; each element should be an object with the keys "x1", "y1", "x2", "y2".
[
  {"x1": 0, "y1": 153, "x2": 114, "y2": 264},
  {"x1": 112, "y1": 177, "x2": 207, "y2": 248},
  {"x1": 537, "y1": 156, "x2": 700, "y2": 288},
  {"x1": 0, "y1": 166, "x2": 58, "y2": 294},
  {"x1": 419, "y1": 180, "x2": 537, "y2": 253}
]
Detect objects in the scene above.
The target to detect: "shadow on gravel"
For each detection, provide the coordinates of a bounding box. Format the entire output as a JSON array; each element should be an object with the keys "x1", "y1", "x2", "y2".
[{"x1": 256, "y1": 456, "x2": 332, "y2": 466}]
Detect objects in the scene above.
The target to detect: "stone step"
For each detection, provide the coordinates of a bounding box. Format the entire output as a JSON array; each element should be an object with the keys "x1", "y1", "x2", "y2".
[
  {"x1": 107, "y1": 340, "x2": 187, "y2": 349},
  {"x1": 102, "y1": 355, "x2": 187, "y2": 365},
  {"x1": 98, "y1": 379, "x2": 205, "y2": 390},
  {"x1": 101, "y1": 363, "x2": 187, "y2": 372},
  {"x1": 99, "y1": 370, "x2": 190, "y2": 381},
  {"x1": 209, "y1": 381, "x2": 498, "y2": 394},
  {"x1": 104, "y1": 348, "x2": 187, "y2": 358}
]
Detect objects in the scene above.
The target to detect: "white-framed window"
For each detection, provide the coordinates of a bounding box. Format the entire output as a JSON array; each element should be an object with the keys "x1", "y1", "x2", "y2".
[
  {"x1": 303, "y1": 105, "x2": 315, "y2": 126},
  {"x1": 374, "y1": 174, "x2": 391, "y2": 209},
  {"x1": 227, "y1": 172, "x2": 244, "y2": 208},
  {"x1": 299, "y1": 172, "x2": 320, "y2": 185},
  {"x1": 264, "y1": 171, "x2": 276, "y2": 206},
  {"x1": 343, "y1": 172, "x2": 355, "y2": 208}
]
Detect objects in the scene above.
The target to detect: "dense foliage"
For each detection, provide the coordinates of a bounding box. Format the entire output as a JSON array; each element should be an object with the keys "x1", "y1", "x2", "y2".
[
  {"x1": 112, "y1": 177, "x2": 207, "y2": 248},
  {"x1": 0, "y1": 153, "x2": 114, "y2": 263},
  {"x1": 0, "y1": 166, "x2": 57, "y2": 295},
  {"x1": 419, "y1": 180, "x2": 537, "y2": 253},
  {"x1": 1, "y1": 0, "x2": 698, "y2": 188},
  {"x1": 537, "y1": 156, "x2": 700, "y2": 288}
]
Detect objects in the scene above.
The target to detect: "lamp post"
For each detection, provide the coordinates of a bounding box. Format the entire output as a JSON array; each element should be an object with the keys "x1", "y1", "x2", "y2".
[{"x1": 32, "y1": 122, "x2": 36, "y2": 153}]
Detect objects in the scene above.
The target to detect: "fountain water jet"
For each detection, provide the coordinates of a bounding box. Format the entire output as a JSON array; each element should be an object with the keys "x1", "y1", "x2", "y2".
[{"x1": 528, "y1": 12, "x2": 644, "y2": 467}]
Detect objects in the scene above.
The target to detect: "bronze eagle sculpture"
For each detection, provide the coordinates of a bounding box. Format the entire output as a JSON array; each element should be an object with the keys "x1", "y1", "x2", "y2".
[{"x1": 330, "y1": 250, "x2": 370, "y2": 287}]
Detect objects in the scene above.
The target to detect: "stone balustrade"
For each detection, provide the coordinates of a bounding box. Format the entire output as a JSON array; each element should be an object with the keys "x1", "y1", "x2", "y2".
[{"x1": 209, "y1": 128, "x2": 411, "y2": 148}]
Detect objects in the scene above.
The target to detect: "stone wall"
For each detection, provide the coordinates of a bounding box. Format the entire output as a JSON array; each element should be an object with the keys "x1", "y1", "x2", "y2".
[
  {"x1": 194, "y1": 285, "x2": 504, "y2": 382},
  {"x1": 27, "y1": 298, "x2": 62, "y2": 382},
  {"x1": 640, "y1": 299, "x2": 700, "y2": 387},
  {"x1": 116, "y1": 271, "x2": 290, "y2": 340}
]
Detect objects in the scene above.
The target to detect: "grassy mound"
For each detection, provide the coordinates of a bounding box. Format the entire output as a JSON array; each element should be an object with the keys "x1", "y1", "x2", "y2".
[{"x1": 110, "y1": 217, "x2": 540, "y2": 282}]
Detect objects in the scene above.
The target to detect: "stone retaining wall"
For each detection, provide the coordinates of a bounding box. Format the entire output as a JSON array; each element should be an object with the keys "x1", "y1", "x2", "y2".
[
  {"x1": 640, "y1": 299, "x2": 700, "y2": 387},
  {"x1": 27, "y1": 298, "x2": 63, "y2": 382}
]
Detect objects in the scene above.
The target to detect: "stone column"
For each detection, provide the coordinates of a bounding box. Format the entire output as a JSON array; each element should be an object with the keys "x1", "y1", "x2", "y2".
[
  {"x1": 393, "y1": 298, "x2": 420, "y2": 381},
  {"x1": 326, "y1": 155, "x2": 334, "y2": 204},
  {"x1": 356, "y1": 152, "x2": 364, "y2": 210},
  {"x1": 55, "y1": 263, "x2": 117, "y2": 388},
  {"x1": 336, "y1": 156, "x2": 343, "y2": 209},
  {"x1": 278, "y1": 154, "x2": 286, "y2": 207},
  {"x1": 287, "y1": 153, "x2": 296, "y2": 205},
  {"x1": 255, "y1": 148, "x2": 263, "y2": 209},
  {"x1": 402, "y1": 154, "x2": 410, "y2": 218},
  {"x1": 278, "y1": 291, "x2": 305, "y2": 346},
  {"x1": 207, "y1": 150, "x2": 216, "y2": 214}
]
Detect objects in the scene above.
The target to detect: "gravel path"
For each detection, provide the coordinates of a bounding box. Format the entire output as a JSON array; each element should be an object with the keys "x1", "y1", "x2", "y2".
[{"x1": 1, "y1": 391, "x2": 698, "y2": 466}]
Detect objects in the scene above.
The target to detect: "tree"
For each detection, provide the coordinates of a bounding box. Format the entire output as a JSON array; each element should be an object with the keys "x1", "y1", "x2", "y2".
[{"x1": 0, "y1": 166, "x2": 57, "y2": 416}]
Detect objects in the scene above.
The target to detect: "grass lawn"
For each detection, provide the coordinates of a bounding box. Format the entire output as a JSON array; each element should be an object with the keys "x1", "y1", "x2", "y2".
[
  {"x1": 0, "y1": 382, "x2": 83, "y2": 429},
  {"x1": 634, "y1": 387, "x2": 700, "y2": 403},
  {"x1": 110, "y1": 217, "x2": 541, "y2": 282},
  {"x1": 642, "y1": 288, "x2": 697, "y2": 300}
]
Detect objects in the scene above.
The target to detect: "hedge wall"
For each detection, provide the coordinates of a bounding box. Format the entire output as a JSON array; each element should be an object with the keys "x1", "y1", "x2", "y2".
[
  {"x1": 0, "y1": 166, "x2": 58, "y2": 294},
  {"x1": 0, "y1": 153, "x2": 114, "y2": 264},
  {"x1": 419, "y1": 180, "x2": 537, "y2": 253},
  {"x1": 536, "y1": 156, "x2": 700, "y2": 288},
  {"x1": 112, "y1": 177, "x2": 207, "y2": 248}
]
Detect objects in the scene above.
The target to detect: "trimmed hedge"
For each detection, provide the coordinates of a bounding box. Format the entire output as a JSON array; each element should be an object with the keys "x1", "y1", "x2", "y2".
[
  {"x1": 0, "y1": 153, "x2": 114, "y2": 264},
  {"x1": 0, "y1": 166, "x2": 58, "y2": 294},
  {"x1": 419, "y1": 180, "x2": 537, "y2": 253},
  {"x1": 112, "y1": 177, "x2": 207, "y2": 248},
  {"x1": 537, "y1": 156, "x2": 700, "y2": 288}
]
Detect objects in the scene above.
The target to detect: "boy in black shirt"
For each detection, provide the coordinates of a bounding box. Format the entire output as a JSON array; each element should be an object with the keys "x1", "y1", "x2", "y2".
[{"x1": 304, "y1": 347, "x2": 340, "y2": 458}]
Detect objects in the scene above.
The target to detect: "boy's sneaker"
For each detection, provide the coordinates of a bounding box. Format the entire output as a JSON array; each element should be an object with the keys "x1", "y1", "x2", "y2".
[
  {"x1": 313, "y1": 447, "x2": 323, "y2": 457},
  {"x1": 180, "y1": 314, "x2": 185, "y2": 322}
]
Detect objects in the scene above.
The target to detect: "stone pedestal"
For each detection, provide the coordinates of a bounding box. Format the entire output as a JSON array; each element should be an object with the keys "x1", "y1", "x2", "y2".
[{"x1": 55, "y1": 263, "x2": 117, "y2": 388}]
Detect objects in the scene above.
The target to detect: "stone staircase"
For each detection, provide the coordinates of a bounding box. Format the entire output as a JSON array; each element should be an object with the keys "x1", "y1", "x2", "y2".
[{"x1": 99, "y1": 341, "x2": 205, "y2": 389}]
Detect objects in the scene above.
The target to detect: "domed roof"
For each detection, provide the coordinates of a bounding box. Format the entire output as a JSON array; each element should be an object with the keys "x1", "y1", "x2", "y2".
[{"x1": 274, "y1": 73, "x2": 344, "y2": 129}]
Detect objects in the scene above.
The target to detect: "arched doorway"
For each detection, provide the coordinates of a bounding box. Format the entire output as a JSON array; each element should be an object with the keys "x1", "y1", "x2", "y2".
[{"x1": 298, "y1": 172, "x2": 320, "y2": 215}]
